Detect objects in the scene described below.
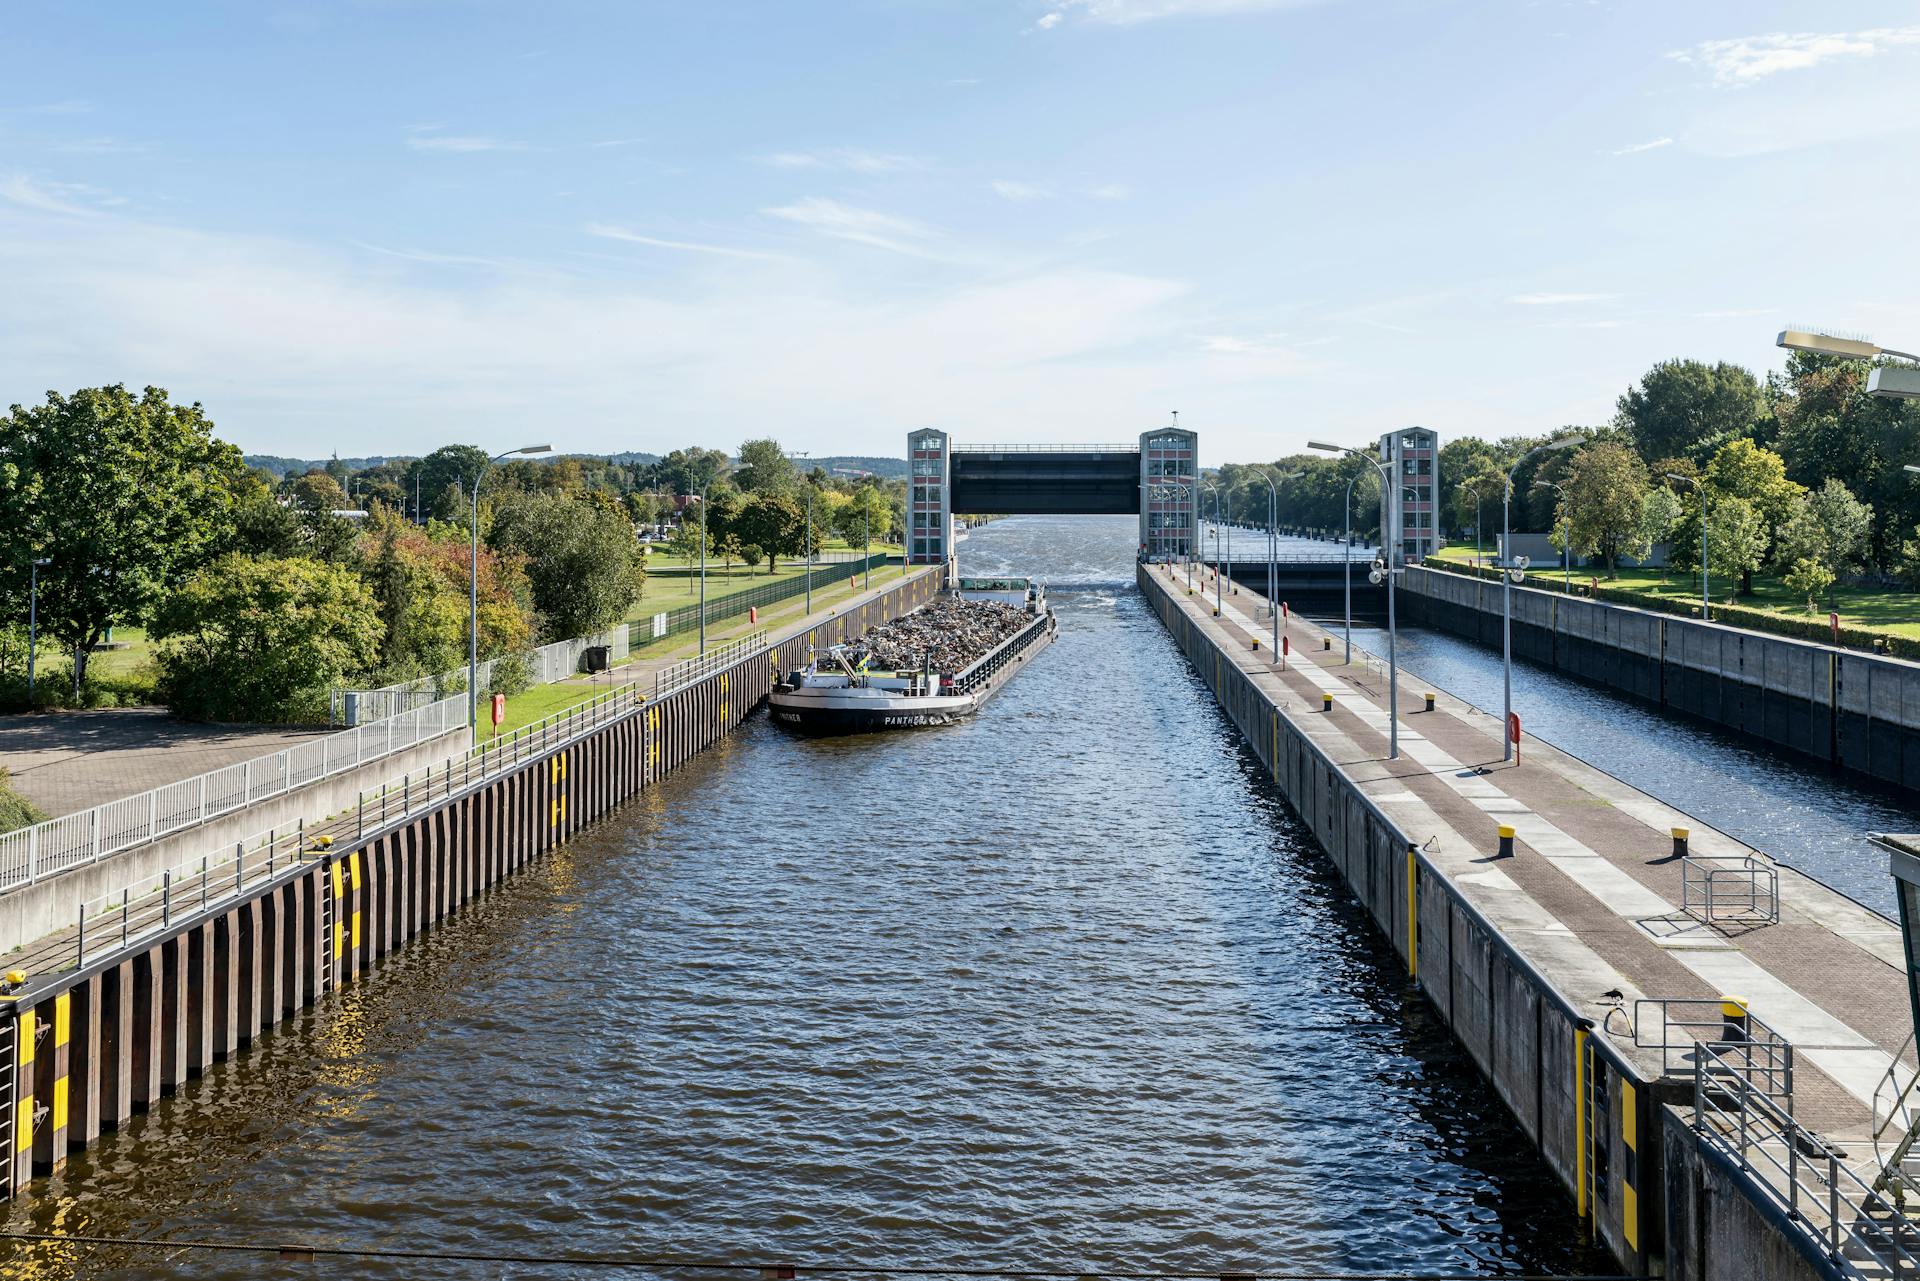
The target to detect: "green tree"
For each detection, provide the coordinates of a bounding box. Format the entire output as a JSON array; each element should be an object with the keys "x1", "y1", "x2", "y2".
[
  {"x1": 1783, "y1": 558, "x2": 1835, "y2": 614},
  {"x1": 1705, "y1": 496, "x2": 1767, "y2": 604},
  {"x1": 0, "y1": 385, "x2": 242, "y2": 694},
  {"x1": 734, "y1": 438, "x2": 796, "y2": 494},
  {"x1": 151, "y1": 554, "x2": 384, "y2": 722},
  {"x1": 732, "y1": 492, "x2": 804, "y2": 572},
  {"x1": 1702, "y1": 438, "x2": 1804, "y2": 594},
  {"x1": 487, "y1": 493, "x2": 643, "y2": 640},
  {"x1": 1615, "y1": 359, "x2": 1767, "y2": 463},
  {"x1": 1637, "y1": 487, "x2": 1684, "y2": 579},
  {"x1": 1773, "y1": 479, "x2": 1873, "y2": 607},
  {"x1": 416, "y1": 445, "x2": 492, "y2": 510},
  {"x1": 1555, "y1": 440, "x2": 1649, "y2": 576}
]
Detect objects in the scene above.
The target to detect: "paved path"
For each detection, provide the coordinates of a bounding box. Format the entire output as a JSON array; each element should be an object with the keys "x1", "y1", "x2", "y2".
[
  {"x1": 1161, "y1": 564, "x2": 1914, "y2": 1158},
  {"x1": 0, "y1": 711, "x2": 323, "y2": 817}
]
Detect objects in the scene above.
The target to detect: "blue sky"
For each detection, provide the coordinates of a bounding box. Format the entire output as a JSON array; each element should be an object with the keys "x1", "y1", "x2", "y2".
[{"x1": 4, "y1": 1, "x2": 1920, "y2": 465}]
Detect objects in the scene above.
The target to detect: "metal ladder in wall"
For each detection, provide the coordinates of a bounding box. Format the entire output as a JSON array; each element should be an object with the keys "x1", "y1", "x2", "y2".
[
  {"x1": 1851, "y1": 1034, "x2": 1920, "y2": 1270},
  {"x1": 317, "y1": 855, "x2": 337, "y2": 996}
]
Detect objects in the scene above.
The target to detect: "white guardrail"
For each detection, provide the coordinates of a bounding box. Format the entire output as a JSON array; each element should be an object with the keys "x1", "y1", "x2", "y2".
[
  {"x1": 329, "y1": 626, "x2": 630, "y2": 725},
  {"x1": 0, "y1": 694, "x2": 468, "y2": 895}
]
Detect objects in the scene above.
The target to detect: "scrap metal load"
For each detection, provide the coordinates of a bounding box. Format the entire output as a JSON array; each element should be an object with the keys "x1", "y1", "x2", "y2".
[{"x1": 850, "y1": 598, "x2": 1030, "y2": 674}]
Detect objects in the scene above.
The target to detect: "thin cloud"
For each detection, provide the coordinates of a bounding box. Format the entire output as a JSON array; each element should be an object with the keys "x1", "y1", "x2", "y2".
[
  {"x1": 1037, "y1": 0, "x2": 1328, "y2": 27},
  {"x1": 1087, "y1": 183, "x2": 1132, "y2": 200},
  {"x1": 1694, "y1": 308, "x2": 1775, "y2": 318},
  {"x1": 586, "y1": 223, "x2": 790, "y2": 262},
  {"x1": 1508, "y1": 292, "x2": 1615, "y2": 305},
  {"x1": 1668, "y1": 25, "x2": 1920, "y2": 87},
  {"x1": 754, "y1": 148, "x2": 925, "y2": 174},
  {"x1": 29, "y1": 99, "x2": 92, "y2": 115},
  {"x1": 1608, "y1": 137, "x2": 1674, "y2": 156},
  {"x1": 0, "y1": 175, "x2": 108, "y2": 216},
  {"x1": 991, "y1": 180, "x2": 1054, "y2": 202},
  {"x1": 351, "y1": 241, "x2": 527, "y2": 271},
  {"x1": 405, "y1": 126, "x2": 525, "y2": 153},
  {"x1": 762, "y1": 198, "x2": 943, "y2": 258}
]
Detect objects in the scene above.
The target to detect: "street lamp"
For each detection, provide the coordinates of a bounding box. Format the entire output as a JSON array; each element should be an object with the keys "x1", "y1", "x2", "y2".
[
  {"x1": 697, "y1": 474, "x2": 716, "y2": 653},
  {"x1": 1666, "y1": 473, "x2": 1709, "y2": 621},
  {"x1": 27, "y1": 557, "x2": 50, "y2": 704},
  {"x1": 1309, "y1": 441, "x2": 1403, "y2": 759},
  {"x1": 471, "y1": 445, "x2": 553, "y2": 726},
  {"x1": 1778, "y1": 328, "x2": 1920, "y2": 400},
  {"x1": 1253, "y1": 469, "x2": 1302, "y2": 654},
  {"x1": 1497, "y1": 435, "x2": 1580, "y2": 762},
  {"x1": 1334, "y1": 466, "x2": 1379, "y2": 663},
  {"x1": 1201, "y1": 481, "x2": 1223, "y2": 615}
]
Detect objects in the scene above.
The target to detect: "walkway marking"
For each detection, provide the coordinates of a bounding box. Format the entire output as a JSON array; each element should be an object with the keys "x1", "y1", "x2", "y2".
[{"x1": 1202, "y1": 584, "x2": 1908, "y2": 1111}]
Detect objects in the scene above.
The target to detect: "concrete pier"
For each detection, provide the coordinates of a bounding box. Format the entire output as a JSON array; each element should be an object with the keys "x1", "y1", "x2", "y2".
[
  {"x1": 1145, "y1": 562, "x2": 1918, "y2": 1280},
  {"x1": 0, "y1": 565, "x2": 944, "y2": 1206}
]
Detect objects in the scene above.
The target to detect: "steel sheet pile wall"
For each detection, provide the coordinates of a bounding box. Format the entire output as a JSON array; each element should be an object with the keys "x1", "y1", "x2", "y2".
[
  {"x1": 0, "y1": 568, "x2": 943, "y2": 1202},
  {"x1": 1139, "y1": 566, "x2": 1660, "y2": 1275},
  {"x1": 1400, "y1": 566, "x2": 1920, "y2": 790}
]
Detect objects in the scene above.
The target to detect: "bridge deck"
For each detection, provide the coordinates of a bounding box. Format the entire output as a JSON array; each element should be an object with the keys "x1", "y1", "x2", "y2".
[{"x1": 1157, "y1": 564, "x2": 1915, "y2": 1164}]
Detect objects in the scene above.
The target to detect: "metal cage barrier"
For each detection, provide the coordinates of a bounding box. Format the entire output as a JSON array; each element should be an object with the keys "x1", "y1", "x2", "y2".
[
  {"x1": 1635, "y1": 997, "x2": 1795, "y2": 1106},
  {"x1": 1682, "y1": 854, "x2": 1781, "y2": 928}
]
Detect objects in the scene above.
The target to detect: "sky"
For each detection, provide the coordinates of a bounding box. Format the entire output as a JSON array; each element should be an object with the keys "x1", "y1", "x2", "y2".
[{"x1": 4, "y1": 1, "x2": 1920, "y2": 467}]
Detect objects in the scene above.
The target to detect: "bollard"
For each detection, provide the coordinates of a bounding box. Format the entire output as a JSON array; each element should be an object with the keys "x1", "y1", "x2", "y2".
[
  {"x1": 1498, "y1": 825, "x2": 1516, "y2": 858},
  {"x1": 1252, "y1": 637, "x2": 1260, "y2": 650},
  {"x1": 1423, "y1": 691, "x2": 1436, "y2": 712},
  {"x1": 1321, "y1": 692, "x2": 1333, "y2": 713},
  {"x1": 1672, "y1": 827, "x2": 1690, "y2": 859},
  {"x1": 1322, "y1": 637, "x2": 1330, "y2": 651},
  {"x1": 1720, "y1": 997, "x2": 1750, "y2": 1043}
]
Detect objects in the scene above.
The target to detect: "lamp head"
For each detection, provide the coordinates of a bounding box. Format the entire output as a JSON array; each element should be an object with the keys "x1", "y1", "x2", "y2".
[
  {"x1": 1306, "y1": 440, "x2": 1345, "y2": 454},
  {"x1": 515, "y1": 444, "x2": 553, "y2": 456},
  {"x1": 1778, "y1": 329, "x2": 1881, "y2": 360}
]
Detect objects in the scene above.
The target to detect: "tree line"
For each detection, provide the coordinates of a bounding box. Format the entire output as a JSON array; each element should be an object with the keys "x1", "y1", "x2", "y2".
[
  {"x1": 0, "y1": 385, "x2": 908, "y2": 721},
  {"x1": 1214, "y1": 351, "x2": 1920, "y2": 609}
]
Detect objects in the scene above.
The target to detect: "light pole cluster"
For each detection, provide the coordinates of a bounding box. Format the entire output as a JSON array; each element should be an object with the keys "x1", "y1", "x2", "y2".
[{"x1": 1308, "y1": 440, "x2": 1404, "y2": 760}]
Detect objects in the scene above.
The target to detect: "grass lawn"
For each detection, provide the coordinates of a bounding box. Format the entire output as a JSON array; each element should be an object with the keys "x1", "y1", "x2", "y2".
[
  {"x1": 477, "y1": 679, "x2": 615, "y2": 742},
  {"x1": 1429, "y1": 544, "x2": 1920, "y2": 640},
  {"x1": 621, "y1": 561, "x2": 916, "y2": 665}
]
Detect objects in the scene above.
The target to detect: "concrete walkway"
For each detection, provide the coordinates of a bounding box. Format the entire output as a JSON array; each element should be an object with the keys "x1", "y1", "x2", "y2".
[
  {"x1": 0, "y1": 711, "x2": 324, "y2": 817},
  {"x1": 1165, "y1": 564, "x2": 1914, "y2": 1158}
]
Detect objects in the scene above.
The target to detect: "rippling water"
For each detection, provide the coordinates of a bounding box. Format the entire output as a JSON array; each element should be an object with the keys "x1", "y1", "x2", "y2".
[{"x1": 5, "y1": 516, "x2": 1615, "y2": 1279}]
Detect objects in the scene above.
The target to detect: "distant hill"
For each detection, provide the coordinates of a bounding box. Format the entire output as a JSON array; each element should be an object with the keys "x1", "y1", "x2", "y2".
[
  {"x1": 810, "y1": 455, "x2": 907, "y2": 480},
  {"x1": 245, "y1": 454, "x2": 402, "y2": 477},
  {"x1": 245, "y1": 450, "x2": 661, "y2": 477}
]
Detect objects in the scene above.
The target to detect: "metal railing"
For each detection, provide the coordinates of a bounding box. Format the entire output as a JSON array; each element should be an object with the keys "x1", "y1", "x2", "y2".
[
  {"x1": 1695, "y1": 1041, "x2": 1920, "y2": 1276},
  {"x1": 1636, "y1": 997, "x2": 1795, "y2": 1105},
  {"x1": 951, "y1": 612, "x2": 1053, "y2": 697},
  {"x1": 0, "y1": 694, "x2": 468, "y2": 896},
  {"x1": 950, "y1": 442, "x2": 1138, "y2": 453},
  {"x1": 330, "y1": 626, "x2": 631, "y2": 724},
  {"x1": 629, "y1": 554, "x2": 891, "y2": 652},
  {"x1": 40, "y1": 683, "x2": 647, "y2": 979},
  {"x1": 655, "y1": 632, "x2": 768, "y2": 698},
  {"x1": 1683, "y1": 854, "x2": 1781, "y2": 928}
]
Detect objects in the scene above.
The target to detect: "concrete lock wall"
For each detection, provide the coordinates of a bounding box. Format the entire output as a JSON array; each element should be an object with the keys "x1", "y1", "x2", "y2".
[
  {"x1": 0, "y1": 567, "x2": 943, "y2": 1201},
  {"x1": 0, "y1": 726, "x2": 472, "y2": 957},
  {"x1": 1398, "y1": 565, "x2": 1920, "y2": 793},
  {"x1": 1138, "y1": 565, "x2": 1664, "y2": 1276}
]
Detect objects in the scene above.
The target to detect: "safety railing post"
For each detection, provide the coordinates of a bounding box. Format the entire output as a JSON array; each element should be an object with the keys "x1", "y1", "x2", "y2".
[
  {"x1": 121, "y1": 887, "x2": 129, "y2": 947},
  {"x1": 201, "y1": 855, "x2": 209, "y2": 907},
  {"x1": 357, "y1": 791, "x2": 365, "y2": 838},
  {"x1": 76, "y1": 902, "x2": 85, "y2": 969},
  {"x1": 162, "y1": 871, "x2": 171, "y2": 926},
  {"x1": 244, "y1": 759, "x2": 252, "y2": 802},
  {"x1": 236, "y1": 840, "x2": 244, "y2": 892},
  {"x1": 1830, "y1": 1153, "x2": 1842, "y2": 1254},
  {"x1": 92, "y1": 808, "x2": 101, "y2": 862}
]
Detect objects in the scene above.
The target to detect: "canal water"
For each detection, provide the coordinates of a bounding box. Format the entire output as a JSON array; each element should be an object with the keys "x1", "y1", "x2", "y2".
[{"x1": 8, "y1": 516, "x2": 1637, "y2": 1278}]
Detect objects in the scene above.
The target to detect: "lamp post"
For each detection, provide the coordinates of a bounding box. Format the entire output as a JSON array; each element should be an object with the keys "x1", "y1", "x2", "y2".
[
  {"x1": 1254, "y1": 470, "x2": 1301, "y2": 654},
  {"x1": 1667, "y1": 473, "x2": 1709, "y2": 620},
  {"x1": 804, "y1": 488, "x2": 815, "y2": 617},
  {"x1": 1494, "y1": 436, "x2": 1581, "y2": 760},
  {"x1": 1779, "y1": 329, "x2": 1920, "y2": 400},
  {"x1": 470, "y1": 445, "x2": 553, "y2": 726},
  {"x1": 1201, "y1": 481, "x2": 1223, "y2": 615},
  {"x1": 697, "y1": 476, "x2": 714, "y2": 653},
  {"x1": 27, "y1": 557, "x2": 50, "y2": 703},
  {"x1": 1309, "y1": 441, "x2": 1403, "y2": 759},
  {"x1": 1338, "y1": 467, "x2": 1377, "y2": 663}
]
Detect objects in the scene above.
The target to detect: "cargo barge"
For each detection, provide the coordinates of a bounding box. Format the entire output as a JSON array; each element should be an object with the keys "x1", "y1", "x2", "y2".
[{"x1": 769, "y1": 580, "x2": 1056, "y2": 735}]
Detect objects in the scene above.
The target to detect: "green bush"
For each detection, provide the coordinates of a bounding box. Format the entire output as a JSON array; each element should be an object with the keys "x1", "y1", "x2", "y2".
[{"x1": 0, "y1": 768, "x2": 47, "y2": 836}]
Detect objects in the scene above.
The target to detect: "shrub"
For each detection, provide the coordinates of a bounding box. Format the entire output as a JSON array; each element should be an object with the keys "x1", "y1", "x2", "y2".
[{"x1": 0, "y1": 768, "x2": 47, "y2": 835}]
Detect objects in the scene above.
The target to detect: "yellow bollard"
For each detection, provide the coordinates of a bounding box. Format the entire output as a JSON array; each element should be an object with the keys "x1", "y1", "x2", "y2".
[
  {"x1": 1497, "y1": 824, "x2": 1516, "y2": 858},
  {"x1": 1423, "y1": 692, "x2": 1436, "y2": 712},
  {"x1": 1672, "y1": 827, "x2": 1690, "y2": 859},
  {"x1": 1321, "y1": 693, "x2": 1333, "y2": 713}
]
